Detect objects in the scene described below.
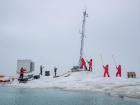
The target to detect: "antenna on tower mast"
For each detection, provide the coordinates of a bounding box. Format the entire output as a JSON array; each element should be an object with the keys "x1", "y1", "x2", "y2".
[{"x1": 79, "y1": 10, "x2": 88, "y2": 66}]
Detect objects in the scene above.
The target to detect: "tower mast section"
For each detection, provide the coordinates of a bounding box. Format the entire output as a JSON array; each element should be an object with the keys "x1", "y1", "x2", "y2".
[{"x1": 79, "y1": 11, "x2": 88, "y2": 66}]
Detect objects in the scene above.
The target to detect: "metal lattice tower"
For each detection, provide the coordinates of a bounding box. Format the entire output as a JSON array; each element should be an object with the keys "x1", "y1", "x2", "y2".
[{"x1": 79, "y1": 10, "x2": 88, "y2": 66}]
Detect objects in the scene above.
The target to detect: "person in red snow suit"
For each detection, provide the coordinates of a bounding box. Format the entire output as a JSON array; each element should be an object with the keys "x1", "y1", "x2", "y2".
[
  {"x1": 103, "y1": 64, "x2": 110, "y2": 77},
  {"x1": 20, "y1": 67, "x2": 24, "y2": 79},
  {"x1": 80, "y1": 58, "x2": 87, "y2": 70},
  {"x1": 88, "y1": 59, "x2": 92, "y2": 71},
  {"x1": 116, "y1": 65, "x2": 121, "y2": 77}
]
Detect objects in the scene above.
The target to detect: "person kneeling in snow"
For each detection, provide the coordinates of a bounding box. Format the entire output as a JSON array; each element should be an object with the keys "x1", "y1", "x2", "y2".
[
  {"x1": 103, "y1": 64, "x2": 110, "y2": 77},
  {"x1": 80, "y1": 58, "x2": 87, "y2": 70},
  {"x1": 116, "y1": 65, "x2": 121, "y2": 77}
]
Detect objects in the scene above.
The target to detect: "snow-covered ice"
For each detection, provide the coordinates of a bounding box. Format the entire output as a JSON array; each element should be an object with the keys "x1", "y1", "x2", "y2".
[{"x1": 9, "y1": 71, "x2": 140, "y2": 99}]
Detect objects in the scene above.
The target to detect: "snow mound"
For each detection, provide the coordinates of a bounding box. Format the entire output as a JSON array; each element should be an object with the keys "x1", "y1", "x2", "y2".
[{"x1": 10, "y1": 71, "x2": 140, "y2": 99}]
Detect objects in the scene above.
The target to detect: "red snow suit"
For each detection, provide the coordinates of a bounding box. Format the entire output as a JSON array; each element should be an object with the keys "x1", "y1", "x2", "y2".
[
  {"x1": 103, "y1": 64, "x2": 110, "y2": 77},
  {"x1": 116, "y1": 65, "x2": 121, "y2": 77},
  {"x1": 80, "y1": 58, "x2": 87, "y2": 70},
  {"x1": 88, "y1": 59, "x2": 92, "y2": 71},
  {"x1": 20, "y1": 67, "x2": 24, "y2": 78}
]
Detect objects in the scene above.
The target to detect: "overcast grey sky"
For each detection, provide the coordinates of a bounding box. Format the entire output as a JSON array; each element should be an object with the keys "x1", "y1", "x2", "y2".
[{"x1": 0, "y1": 0, "x2": 140, "y2": 76}]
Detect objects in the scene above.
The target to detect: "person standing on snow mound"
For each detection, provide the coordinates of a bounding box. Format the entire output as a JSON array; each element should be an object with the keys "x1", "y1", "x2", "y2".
[
  {"x1": 103, "y1": 64, "x2": 110, "y2": 77},
  {"x1": 80, "y1": 58, "x2": 87, "y2": 70},
  {"x1": 88, "y1": 59, "x2": 93, "y2": 71},
  {"x1": 20, "y1": 67, "x2": 24, "y2": 79},
  {"x1": 116, "y1": 65, "x2": 121, "y2": 77}
]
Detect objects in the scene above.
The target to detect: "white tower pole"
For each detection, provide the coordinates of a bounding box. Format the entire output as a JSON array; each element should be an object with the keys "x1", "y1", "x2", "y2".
[{"x1": 79, "y1": 11, "x2": 88, "y2": 66}]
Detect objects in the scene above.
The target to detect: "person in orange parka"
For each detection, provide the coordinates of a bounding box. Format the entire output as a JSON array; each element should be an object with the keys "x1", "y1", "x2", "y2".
[
  {"x1": 88, "y1": 59, "x2": 93, "y2": 71},
  {"x1": 80, "y1": 58, "x2": 87, "y2": 70},
  {"x1": 20, "y1": 67, "x2": 24, "y2": 79},
  {"x1": 116, "y1": 65, "x2": 121, "y2": 77},
  {"x1": 103, "y1": 64, "x2": 110, "y2": 77}
]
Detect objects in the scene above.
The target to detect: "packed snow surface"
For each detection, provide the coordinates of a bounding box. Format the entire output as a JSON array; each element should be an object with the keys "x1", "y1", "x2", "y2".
[{"x1": 10, "y1": 71, "x2": 140, "y2": 99}]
